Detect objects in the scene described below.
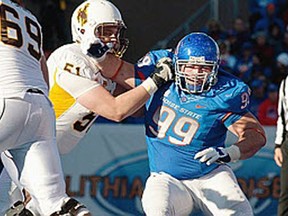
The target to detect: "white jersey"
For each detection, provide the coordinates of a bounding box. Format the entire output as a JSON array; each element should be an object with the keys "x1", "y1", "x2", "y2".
[
  {"x1": 47, "y1": 43, "x2": 116, "y2": 154},
  {"x1": 0, "y1": 0, "x2": 47, "y2": 98}
]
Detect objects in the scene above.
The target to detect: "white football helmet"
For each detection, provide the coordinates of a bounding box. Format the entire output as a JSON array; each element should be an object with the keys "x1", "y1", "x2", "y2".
[{"x1": 71, "y1": 0, "x2": 129, "y2": 57}]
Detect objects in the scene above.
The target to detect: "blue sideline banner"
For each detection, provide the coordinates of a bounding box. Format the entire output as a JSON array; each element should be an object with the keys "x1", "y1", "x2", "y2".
[{"x1": 61, "y1": 125, "x2": 280, "y2": 216}]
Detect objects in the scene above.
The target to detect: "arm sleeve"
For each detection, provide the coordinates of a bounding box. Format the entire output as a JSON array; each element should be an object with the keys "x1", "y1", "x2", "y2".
[
  {"x1": 56, "y1": 69, "x2": 100, "y2": 98},
  {"x1": 49, "y1": 47, "x2": 101, "y2": 98}
]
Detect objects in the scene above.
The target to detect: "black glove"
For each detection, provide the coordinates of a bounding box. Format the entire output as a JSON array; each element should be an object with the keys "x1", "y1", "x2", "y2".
[{"x1": 150, "y1": 57, "x2": 174, "y2": 88}]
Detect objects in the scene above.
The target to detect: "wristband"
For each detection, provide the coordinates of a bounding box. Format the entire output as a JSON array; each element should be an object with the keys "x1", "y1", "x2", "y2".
[
  {"x1": 141, "y1": 77, "x2": 158, "y2": 95},
  {"x1": 226, "y1": 145, "x2": 241, "y2": 162}
]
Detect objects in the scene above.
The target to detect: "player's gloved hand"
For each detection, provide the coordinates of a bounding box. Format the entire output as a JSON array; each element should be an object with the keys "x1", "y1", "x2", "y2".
[
  {"x1": 194, "y1": 145, "x2": 241, "y2": 166},
  {"x1": 141, "y1": 57, "x2": 174, "y2": 95},
  {"x1": 80, "y1": 29, "x2": 113, "y2": 62},
  {"x1": 150, "y1": 57, "x2": 174, "y2": 88}
]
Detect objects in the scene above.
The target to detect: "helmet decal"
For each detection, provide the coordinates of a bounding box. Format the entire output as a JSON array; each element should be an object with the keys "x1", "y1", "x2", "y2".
[
  {"x1": 77, "y1": 3, "x2": 89, "y2": 27},
  {"x1": 71, "y1": 0, "x2": 129, "y2": 57}
]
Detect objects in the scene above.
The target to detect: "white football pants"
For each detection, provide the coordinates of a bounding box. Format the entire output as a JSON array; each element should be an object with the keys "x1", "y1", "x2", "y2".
[
  {"x1": 142, "y1": 165, "x2": 253, "y2": 216},
  {"x1": 0, "y1": 93, "x2": 67, "y2": 215}
]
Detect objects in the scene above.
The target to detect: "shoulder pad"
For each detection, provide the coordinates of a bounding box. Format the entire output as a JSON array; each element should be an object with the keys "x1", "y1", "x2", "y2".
[
  {"x1": 212, "y1": 70, "x2": 250, "y2": 113},
  {"x1": 49, "y1": 44, "x2": 99, "y2": 79},
  {"x1": 134, "y1": 49, "x2": 174, "y2": 83}
]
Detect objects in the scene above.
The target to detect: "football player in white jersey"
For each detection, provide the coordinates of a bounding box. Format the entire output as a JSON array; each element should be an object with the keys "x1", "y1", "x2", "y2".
[
  {"x1": 0, "y1": 0, "x2": 173, "y2": 214},
  {"x1": 0, "y1": 0, "x2": 93, "y2": 215},
  {"x1": 48, "y1": 0, "x2": 172, "y2": 155}
]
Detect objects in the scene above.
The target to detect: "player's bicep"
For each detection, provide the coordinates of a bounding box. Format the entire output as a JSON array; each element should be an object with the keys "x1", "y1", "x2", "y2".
[{"x1": 227, "y1": 112, "x2": 264, "y2": 138}]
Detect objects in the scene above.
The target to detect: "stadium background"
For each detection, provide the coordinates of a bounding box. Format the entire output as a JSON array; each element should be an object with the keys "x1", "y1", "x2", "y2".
[
  {"x1": 23, "y1": 0, "x2": 280, "y2": 215},
  {"x1": 23, "y1": 0, "x2": 249, "y2": 62}
]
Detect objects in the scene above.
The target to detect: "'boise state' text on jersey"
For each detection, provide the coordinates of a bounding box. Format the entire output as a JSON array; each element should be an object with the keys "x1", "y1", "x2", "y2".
[{"x1": 135, "y1": 50, "x2": 250, "y2": 180}]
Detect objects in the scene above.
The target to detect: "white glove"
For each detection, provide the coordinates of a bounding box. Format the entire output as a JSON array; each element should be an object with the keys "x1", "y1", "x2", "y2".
[
  {"x1": 80, "y1": 28, "x2": 113, "y2": 62},
  {"x1": 194, "y1": 145, "x2": 241, "y2": 166}
]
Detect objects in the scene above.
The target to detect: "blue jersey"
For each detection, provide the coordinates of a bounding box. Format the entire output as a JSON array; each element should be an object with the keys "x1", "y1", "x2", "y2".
[{"x1": 135, "y1": 50, "x2": 250, "y2": 180}]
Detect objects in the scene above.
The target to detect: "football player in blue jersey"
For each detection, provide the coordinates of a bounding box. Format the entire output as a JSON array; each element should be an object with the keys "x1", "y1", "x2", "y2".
[{"x1": 96, "y1": 32, "x2": 266, "y2": 215}]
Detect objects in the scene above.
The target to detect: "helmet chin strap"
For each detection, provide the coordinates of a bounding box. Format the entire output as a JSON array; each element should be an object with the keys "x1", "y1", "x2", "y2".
[
  {"x1": 203, "y1": 75, "x2": 217, "y2": 92},
  {"x1": 210, "y1": 76, "x2": 218, "y2": 86},
  {"x1": 206, "y1": 64, "x2": 219, "y2": 90}
]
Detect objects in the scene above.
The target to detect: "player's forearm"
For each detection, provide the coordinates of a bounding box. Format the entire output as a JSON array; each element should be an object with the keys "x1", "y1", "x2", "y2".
[
  {"x1": 106, "y1": 77, "x2": 160, "y2": 121},
  {"x1": 93, "y1": 87, "x2": 149, "y2": 122},
  {"x1": 77, "y1": 82, "x2": 151, "y2": 122},
  {"x1": 234, "y1": 128, "x2": 266, "y2": 160},
  {"x1": 194, "y1": 124, "x2": 266, "y2": 165},
  {"x1": 228, "y1": 112, "x2": 266, "y2": 160},
  {"x1": 112, "y1": 87, "x2": 150, "y2": 121}
]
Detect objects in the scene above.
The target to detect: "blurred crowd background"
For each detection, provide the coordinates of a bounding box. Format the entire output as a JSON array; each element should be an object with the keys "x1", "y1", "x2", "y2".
[{"x1": 24, "y1": 0, "x2": 288, "y2": 125}]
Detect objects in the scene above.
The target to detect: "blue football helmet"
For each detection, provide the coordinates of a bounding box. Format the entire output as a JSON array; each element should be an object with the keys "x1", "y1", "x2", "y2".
[{"x1": 174, "y1": 32, "x2": 220, "y2": 93}]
